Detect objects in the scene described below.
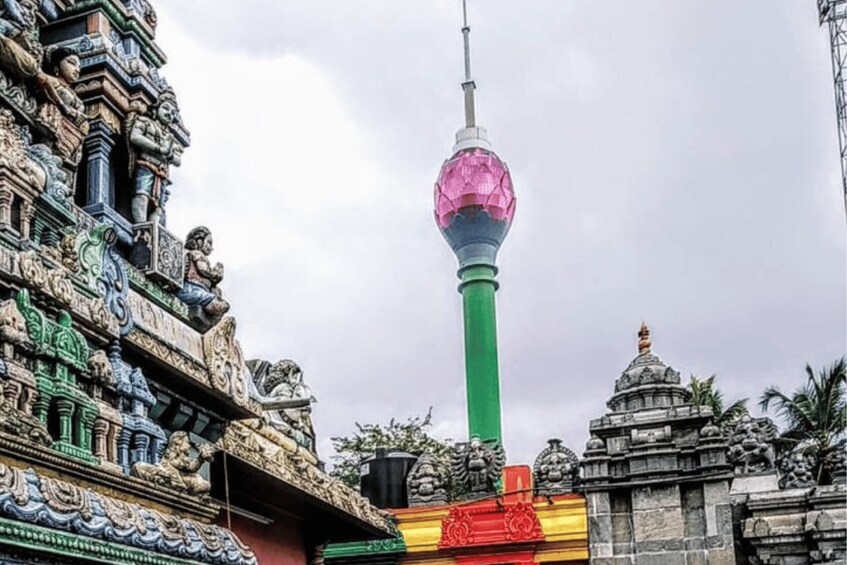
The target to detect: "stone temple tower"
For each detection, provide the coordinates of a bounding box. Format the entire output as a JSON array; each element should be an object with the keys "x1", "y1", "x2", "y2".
[
  {"x1": 581, "y1": 324, "x2": 736, "y2": 565},
  {"x1": 434, "y1": 0, "x2": 516, "y2": 446}
]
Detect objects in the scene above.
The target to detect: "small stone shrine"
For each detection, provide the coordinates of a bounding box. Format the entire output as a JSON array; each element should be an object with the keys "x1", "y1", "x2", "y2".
[{"x1": 581, "y1": 323, "x2": 736, "y2": 565}]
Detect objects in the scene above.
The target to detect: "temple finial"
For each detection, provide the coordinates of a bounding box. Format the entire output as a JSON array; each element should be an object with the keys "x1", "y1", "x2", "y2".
[
  {"x1": 460, "y1": 0, "x2": 476, "y2": 128},
  {"x1": 638, "y1": 322, "x2": 651, "y2": 354}
]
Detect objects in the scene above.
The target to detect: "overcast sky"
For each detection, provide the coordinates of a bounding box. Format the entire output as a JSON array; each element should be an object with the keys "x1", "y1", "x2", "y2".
[{"x1": 154, "y1": 1, "x2": 845, "y2": 467}]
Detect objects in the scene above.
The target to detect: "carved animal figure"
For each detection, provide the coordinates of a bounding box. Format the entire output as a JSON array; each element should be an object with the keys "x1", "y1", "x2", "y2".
[{"x1": 727, "y1": 415, "x2": 778, "y2": 475}]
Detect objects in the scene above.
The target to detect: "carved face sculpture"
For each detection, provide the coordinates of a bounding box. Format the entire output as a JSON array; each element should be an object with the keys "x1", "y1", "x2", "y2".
[
  {"x1": 58, "y1": 54, "x2": 81, "y2": 83},
  {"x1": 201, "y1": 234, "x2": 213, "y2": 256},
  {"x1": 156, "y1": 100, "x2": 177, "y2": 125}
]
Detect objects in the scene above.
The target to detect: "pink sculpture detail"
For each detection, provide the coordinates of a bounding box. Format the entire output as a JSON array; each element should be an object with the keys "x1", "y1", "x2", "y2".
[{"x1": 434, "y1": 148, "x2": 516, "y2": 229}]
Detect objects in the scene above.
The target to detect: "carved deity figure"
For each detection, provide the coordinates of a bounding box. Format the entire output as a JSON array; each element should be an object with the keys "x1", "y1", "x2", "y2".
[
  {"x1": 533, "y1": 438, "x2": 579, "y2": 496},
  {"x1": 0, "y1": 0, "x2": 42, "y2": 80},
  {"x1": 131, "y1": 431, "x2": 214, "y2": 496},
  {"x1": 452, "y1": 437, "x2": 505, "y2": 498},
  {"x1": 779, "y1": 450, "x2": 817, "y2": 490},
  {"x1": 407, "y1": 453, "x2": 448, "y2": 506},
  {"x1": 175, "y1": 226, "x2": 229, "y2": 320},
  {"x1": 727, "y1": 415, "x2": 778, "y2": 475},
  {"x1": 127, "y1": 89, "x2": 183, "y2": 223},
  {"x1": 34, "y1": 46, "x2": 89, "y2": 165},
  {"x1": 36, "y1": 47, "x2": 87, "y2": 126}
]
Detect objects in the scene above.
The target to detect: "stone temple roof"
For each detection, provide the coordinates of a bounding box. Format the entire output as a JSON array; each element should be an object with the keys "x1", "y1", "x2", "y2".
[
  {"x1": 613, "y1": 351, "x2": 682, "y2": 393},
  {"x1": 606, "y1": 324, "x2": 689, "y2": 413}
]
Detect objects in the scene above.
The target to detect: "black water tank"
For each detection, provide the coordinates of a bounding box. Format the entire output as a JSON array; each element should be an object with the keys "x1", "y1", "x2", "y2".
[{"x1": 359, "y1": 449, "x2": 418, "y2": 509}]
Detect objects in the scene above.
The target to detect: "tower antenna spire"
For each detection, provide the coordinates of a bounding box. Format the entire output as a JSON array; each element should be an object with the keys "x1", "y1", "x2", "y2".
[{"x1": 461, "y1": 0, "x2": 476, "y2": 128}]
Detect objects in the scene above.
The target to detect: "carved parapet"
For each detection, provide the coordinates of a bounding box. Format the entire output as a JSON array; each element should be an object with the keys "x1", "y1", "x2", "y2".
[
  {"x1": 742, "y1": 484, "x2": 847, "y2": 564},
  {"x1": 129, "y1": 222, "x2": 184, "y2": 291}
]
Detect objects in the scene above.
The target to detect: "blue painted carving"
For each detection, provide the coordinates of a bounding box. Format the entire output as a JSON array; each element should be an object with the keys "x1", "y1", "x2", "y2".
[
  {"x1": 108, "y1": 343, "x2": 164, "y2": 474},
  {"x1": 0, "y1": 462, "x2": 257, "y2": 564},
  {"x1": 101, "y1": 242, "x2": 133, "y2": 335}
]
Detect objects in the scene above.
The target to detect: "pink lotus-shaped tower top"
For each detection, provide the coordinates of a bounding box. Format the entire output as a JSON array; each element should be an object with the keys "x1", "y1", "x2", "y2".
[{"x1": 434, "y1": 148, "x2": 516, "y2": 229}]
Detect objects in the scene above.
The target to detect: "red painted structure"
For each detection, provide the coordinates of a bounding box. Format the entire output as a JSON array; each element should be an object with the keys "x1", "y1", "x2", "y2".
[{"x1": 437, "y1": 467, "x2": 547, "y2": 565}]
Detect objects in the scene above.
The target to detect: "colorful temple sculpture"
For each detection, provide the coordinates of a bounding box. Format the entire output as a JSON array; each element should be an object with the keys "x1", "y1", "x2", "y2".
[
  {"x1": 325, "y1": 3, "x2": 846, "y2": 565},
  {"x1": 0, "y1": 0, "x2": 394, "y2": 563}
]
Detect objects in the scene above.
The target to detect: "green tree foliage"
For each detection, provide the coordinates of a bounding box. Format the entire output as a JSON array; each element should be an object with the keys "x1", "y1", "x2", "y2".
[
  {"x1": 329, "y1": 408, "x2": 453, "y2": 489},
  {"x1": 687, "y1": 374, "x2": 749, "y2": 429},
  {"x1": 760, "y1": 357, "x2": 846, "y2": 483}
]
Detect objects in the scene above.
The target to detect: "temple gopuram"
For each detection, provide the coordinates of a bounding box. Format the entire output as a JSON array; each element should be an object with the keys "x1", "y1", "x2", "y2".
[{"x1": 0, "y1": 1, "x2": 394, "y2": 564}]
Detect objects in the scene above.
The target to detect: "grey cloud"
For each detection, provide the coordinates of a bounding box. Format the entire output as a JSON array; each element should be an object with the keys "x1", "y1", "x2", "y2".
[{"x1": 157, "y1": 1, "x2": 844, "y2": 466}]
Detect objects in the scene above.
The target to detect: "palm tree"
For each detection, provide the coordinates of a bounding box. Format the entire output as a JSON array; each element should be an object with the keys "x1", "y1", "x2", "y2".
[
  {"x1": 760, "y1": 357, "x2": 847, "y2": 484},
  {"x1": 688, "y1": 374, "x2": 749, "y2": 428}
]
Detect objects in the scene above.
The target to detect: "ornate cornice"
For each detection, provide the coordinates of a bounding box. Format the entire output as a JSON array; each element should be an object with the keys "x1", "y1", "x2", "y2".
[
  {"x1": 0, "y1": 516, "x2": 214, "y2": 565},
  {"x1": 221, "y1": 422, "x2": 393, "y2": 534},
  {"x1": 0, "y1": 460, "x2": 256, "y2": 564}
]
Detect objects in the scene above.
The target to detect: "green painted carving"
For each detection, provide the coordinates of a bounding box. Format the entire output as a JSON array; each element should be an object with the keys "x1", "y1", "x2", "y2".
[
  {"x1": 324, "y1": 535, "x2": 407, "y2": 559},
  {"x1": 15, "y1": 290, "x2": 99, "y2": 464},
  {"x1": 0, "y1": 516, "x2": 215, "y2": 565},
  {"x1": 75, "y1": 223, "x2": 111, "y2": 291},
  {"x1": 61, "y1": 0, "x2": 165, "y2": 67}
]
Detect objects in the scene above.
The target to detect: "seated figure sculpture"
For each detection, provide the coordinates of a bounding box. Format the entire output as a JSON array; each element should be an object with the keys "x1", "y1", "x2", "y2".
[
  {"x1": 127, "y1": 88, "x2": 183, "y2": 224},
  {"x1": 176, "y1": 227, "x2": 230, "y2": 324},
  {"x1": 407, "y1": 453, "x2": 448, "y2": 506},
  {"x1": 131, "y1": 431, "x2": 214, "y2": 496}
]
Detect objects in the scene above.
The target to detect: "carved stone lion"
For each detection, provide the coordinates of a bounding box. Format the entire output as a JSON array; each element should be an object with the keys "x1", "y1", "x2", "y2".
[{"x1": 727, "y1": 415, "x2": 778, "y2": 475}]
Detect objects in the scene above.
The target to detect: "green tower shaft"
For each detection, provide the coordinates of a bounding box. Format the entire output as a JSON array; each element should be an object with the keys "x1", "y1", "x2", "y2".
[{"x1": 459, "y1": 264, "x2": 502, "y2": 444}]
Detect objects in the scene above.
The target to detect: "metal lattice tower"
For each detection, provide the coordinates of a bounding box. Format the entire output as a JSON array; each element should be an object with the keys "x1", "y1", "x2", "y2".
[{"x1": 818, "y1": 0, "x2": 847, "y2": 212}]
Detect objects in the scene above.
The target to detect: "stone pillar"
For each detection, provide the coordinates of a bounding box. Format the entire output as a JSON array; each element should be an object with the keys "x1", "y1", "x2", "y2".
[
  {"x1": 84, "y1": 120, "x2": 116, "y2": 207},
  {"x1": 117, "y1": 429, "x2": 131, "y2": 471},
  {"x1": 92, "y1": 419, "x2": 109, "y2": 459},
  {"x1": 78, "y1": 408, "x2": 95, "y2": 452},
  {"x1": 20, "y1": 199, "x2": 33, "y2": 242},
  {"x1": 132, "y1": 433, "x2": 150, "y2": 467},
  {"x1": 586, "y1": 491, "x2": 613, "y2": 563},
  {"x1": 55, "y1": 398, "x2": 74, "y2": 443},
  {"x1": 0, "y1": 189, "x2": 11, "y2": 232},
  {"x1": 150, "y1": 436, "x2": 165, "y2": 464}
]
